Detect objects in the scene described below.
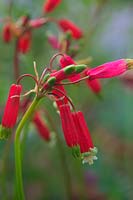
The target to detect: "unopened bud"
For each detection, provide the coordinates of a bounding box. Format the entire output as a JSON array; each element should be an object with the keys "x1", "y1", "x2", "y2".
[{"x1": 75, "y1": 64, "x2": 87, "y2": 73}]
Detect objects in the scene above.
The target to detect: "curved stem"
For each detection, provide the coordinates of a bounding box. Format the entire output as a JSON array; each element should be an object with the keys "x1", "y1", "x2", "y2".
[
  {"x1": 16, "y1": 74, "x2": 38, "y2": 86},
  {"x1": 57, "y1": 75, "x2": 90, "y2": 85},
  {"x1": 15, "y1": 96, "x2": 41, "y2": 200}
]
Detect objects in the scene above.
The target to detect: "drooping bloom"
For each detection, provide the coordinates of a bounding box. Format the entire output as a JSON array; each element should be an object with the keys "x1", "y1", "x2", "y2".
[
  {"x1": 47, "y1": 34, "x2": 60, "y2": 49},
  {"x1": 29, "y1": 18, "x2": 47, "y2": 28},
  {"x1": 18, "y1": 31, "x2": 31, "y2": 54},
  {"x1": 43, "y1": 0, "x2": 62, "y2": 13},
  {"x1": 2, "y1": 84, "x2": 22, "y2": 128},
  {"x1": 59, "y1": 104, "x2": 78, "y2": 147},
  {"x1": 58, "y1": 19, "x2": 83, "y2": 39},
  {"x1": 86, "y1": 79, "x2": 101, "y2": 94},
  {"x1": 33, "y1": 112, "x2": 51, "y2": 141},
  {"x1": 3, "y1": 23, "x2": 12, "y2": 43},
  {"x1": 60, "y1": 54, "x2": 81, "y2": 82},
  {"x1": 59, "y1": 104, "x2": 97, "y2": 164},
  {"x1": 72, "y1": 111, "x2": 97, "y2": 165},
  {"x1": 86, "y1": 59, "x2": 129, "y2": 80}
]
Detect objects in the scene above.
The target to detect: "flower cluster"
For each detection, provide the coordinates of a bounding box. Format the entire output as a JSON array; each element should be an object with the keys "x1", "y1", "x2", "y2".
[
  {"x1": 1, "y1": 52, "x2": 132, "y2": 164},
  {"x1": 2, "y1": 0, "x2": 83, "y2": 56}
]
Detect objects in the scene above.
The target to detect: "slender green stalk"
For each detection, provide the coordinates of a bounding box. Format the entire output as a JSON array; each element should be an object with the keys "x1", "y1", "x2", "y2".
[
  {"x1": 15, "y1": 96, "x2": 40, "y2": 200},
  {"x1": 0, "y1": 137, "x2": 12, "y2": 200}
]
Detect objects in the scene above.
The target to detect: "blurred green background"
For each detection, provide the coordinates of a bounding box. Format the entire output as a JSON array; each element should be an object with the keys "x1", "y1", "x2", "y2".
[{"x1": 0, "y1": 0, "x2": 133, "y2": 199}]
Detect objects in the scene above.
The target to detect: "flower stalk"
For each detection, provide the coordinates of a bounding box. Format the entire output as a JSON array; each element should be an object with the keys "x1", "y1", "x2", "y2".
[{"x1": 15, "y1": 96, "x2": 41, "y2": 200}]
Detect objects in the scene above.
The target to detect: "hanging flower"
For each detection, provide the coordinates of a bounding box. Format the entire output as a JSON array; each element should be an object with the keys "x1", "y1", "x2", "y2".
[
  {"x1": 0, "y1": 84, "x2": 22, "y2": 139},
  {"x1": 47, "y1": 34, "x2": 60, "y2": 49},
  {"x1": 59, "y1": 104, "x2": 78, "y2": 147},
  {"x1": 33, "y1": 112, "x2": 51, "y2": 141},
  {"x1": 86, "y1": 79, "x2": 101, "y2": 94},
  {"x1": 58, "y1": 19, "x2": 83, "y2": 39},
  {"x1": 18, "y1": 31, "x2": 31, "y2": 54},
  {"x1": 72, "y1": 111, "x2": 98, "y2": 165},
  {"x1": 86, "y1": 59, "x2": 130, "y2": 80},
  {"x1": 3, "y1": 23, "x2": 12, "y2": 43},
  {"x1": 43, "y1": 0, "x2": 62, "y2": 13}
]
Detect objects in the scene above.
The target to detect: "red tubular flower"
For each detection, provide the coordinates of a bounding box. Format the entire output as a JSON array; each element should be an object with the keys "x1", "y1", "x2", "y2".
[
  {"x1": 86, "y1": 79, "x2": 101, "y2": 94},
  {"x1": 72, "y1": 111, "x2": 97, "y2": 165},
  {"x1": 29, "y1": 18, "x2": 47, "y2": 28},
  {"x1": 72, "y1": 111, "x2": 93, "y2": 153},
  {"x1": 3, "y1": 23, "x2": 12, "y2": 43},
  {"x1": 60, "y1": 54, "x2": 81, "y2": 82},
  {"x1": 47, "y1": 34, "x2": 60, "y2": 49},
  {"x1": 58, "y1": 19, "x2": 83, "y2": 39},
  {"x1": 18, "y1": 31, "x2": 31, "y2": 54},
  {"x1": 86, "y1": 59, "x2": 128, "y2": 80},
  {"x1": 33, "y1": 112, "x2": 51, "y2": 141},
  {"x1": 2, "y1": 84, "x2": 22, "y2": 128},
  {"x1": 43, "y1": 0, "x2": 62, "y2": 13},
  {"x1": 59, "y1": 104, "x2": 78, "y2": 147}
]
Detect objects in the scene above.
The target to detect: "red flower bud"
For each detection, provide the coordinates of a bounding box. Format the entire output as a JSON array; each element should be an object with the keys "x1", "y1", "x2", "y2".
[
  {"x1": 59, "y1": 104, "x2": 78, "y2": 147},
  {"x1": 2, "y1": 84, "x2": 22, "y2": 128},
  {"x1": 18, "y1": 31, "x2": 31, "y2": 54},
  {"x1": 60, "y1": 54, "x2": 81, "y2": 82},
  {"x1": 3, "y1": 24, "x2": 12, "y2": 43},
  {"x1": 58, "y1": 19, "x2": 83, "y2": 39},
  {"x1": 47, "y1": 35, "x2": 60, "y2": 49},
  {"x1": 86, "y1": 79, "x2": 101, "y2": 94},
  {"x1": 33, "y1": 112, "x2": 51, "y2": 141},
  {"x1": 43, "y1": 0, "x2": 61, "y2": 13},
  {"x1": 86, "y1": 59, "x2": 128, "y2": 80},
  {"x1": 29, "y1": 18, "x2": 47, "y2": 28}
]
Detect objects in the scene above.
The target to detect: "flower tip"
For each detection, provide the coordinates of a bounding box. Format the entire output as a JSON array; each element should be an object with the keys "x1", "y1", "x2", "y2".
[
  {"x1": 82, "y1": 147, "x2": 98, "y2": 165},
  {"x1": 126, "y1": 59, "x2": 133, "y2": 70},
  {"x1": 43, "y1": 0, "x2": 62, "y2": 13},
  {"x1": 71, "y1": 145, "x2": 81, "y2": 158},
  {"x1": 0, "y1": 125, "x2": 11, "y2": 140}
]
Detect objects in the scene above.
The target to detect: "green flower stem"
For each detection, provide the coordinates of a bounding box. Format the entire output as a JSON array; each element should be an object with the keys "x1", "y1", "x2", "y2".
[{"x1": 15, "y1": 96, "x2": 40, "y2": 200}]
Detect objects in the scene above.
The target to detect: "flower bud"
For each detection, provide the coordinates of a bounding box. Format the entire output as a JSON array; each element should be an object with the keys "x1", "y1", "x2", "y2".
[
  {"x1": 58, "y1": 19, "x2": 83, "y2": 39},
  {"x1": 86, "y1": 59, "x2": 128, "y2": 79},
  {"x1": 43, "y1": 0, "x2": 62, "y2": 13}
]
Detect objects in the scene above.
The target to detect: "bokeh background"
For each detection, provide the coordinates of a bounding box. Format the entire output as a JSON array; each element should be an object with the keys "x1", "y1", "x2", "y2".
[{"x1": 0, "y1": 0, "x2": 133, "y2": 199}]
